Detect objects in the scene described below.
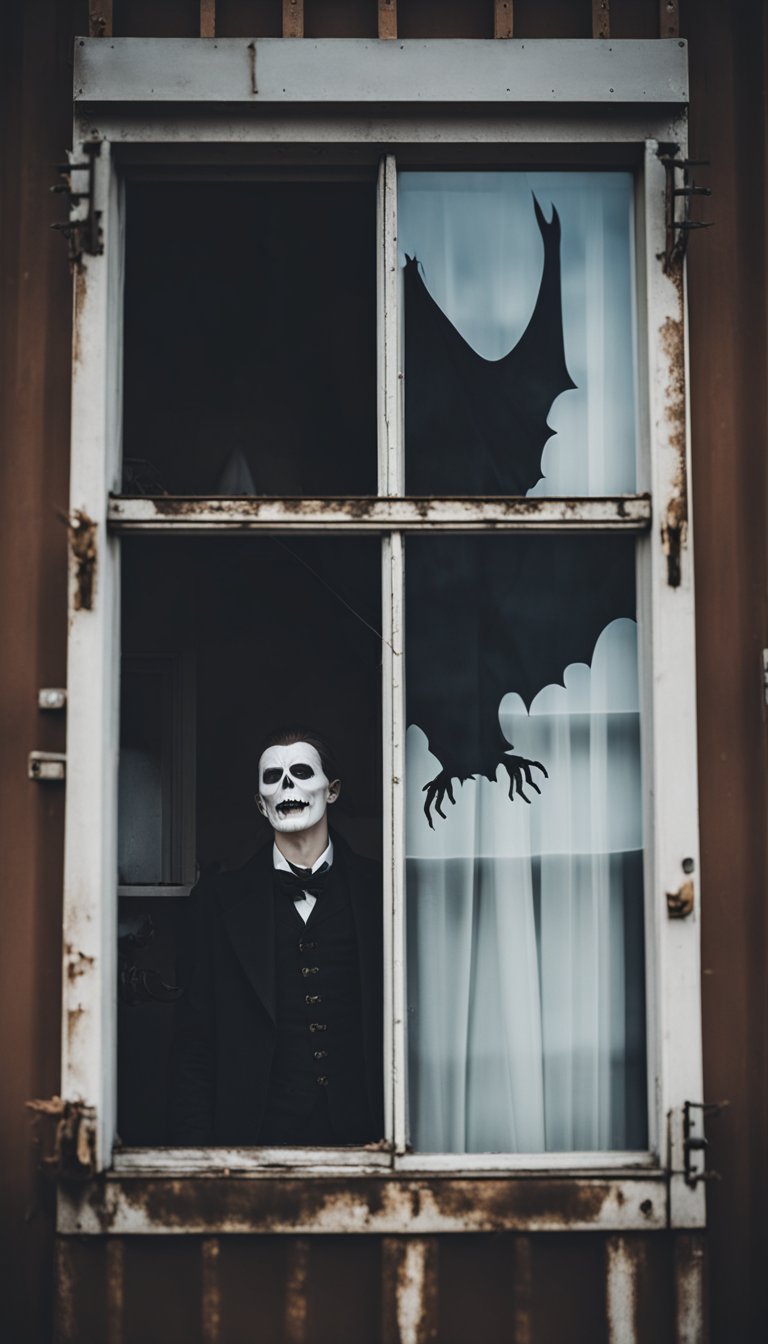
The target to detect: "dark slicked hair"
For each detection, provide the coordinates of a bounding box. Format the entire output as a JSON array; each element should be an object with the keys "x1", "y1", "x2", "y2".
[{"x1": 257, "y1": 727, "x2": 340, "y2": 784}]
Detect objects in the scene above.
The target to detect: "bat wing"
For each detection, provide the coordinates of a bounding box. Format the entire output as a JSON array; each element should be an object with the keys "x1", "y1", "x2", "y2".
[
  {"x1": 404, "y1": 197, "x2": 575, "y2": 496},
  {"x1": 407, "y1": 535, "x2": 636, "y2": 780}
]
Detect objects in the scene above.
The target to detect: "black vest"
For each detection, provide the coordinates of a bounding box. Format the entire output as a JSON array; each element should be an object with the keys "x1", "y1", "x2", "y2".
[{"x1": 263, "y1": 865, "x2": 375, "y2": 1143}]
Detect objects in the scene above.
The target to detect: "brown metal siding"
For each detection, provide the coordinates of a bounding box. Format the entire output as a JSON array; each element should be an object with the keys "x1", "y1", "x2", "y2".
[
  {"x1": 0, "y1": 3, "x2": 85, "y2": 1342},
  {"x1": 1, "y1": 1, "x2": 766, "y2": 1340},
  {"x1": 686, "y1": 1, "x2": 768, "y2": 1340}
]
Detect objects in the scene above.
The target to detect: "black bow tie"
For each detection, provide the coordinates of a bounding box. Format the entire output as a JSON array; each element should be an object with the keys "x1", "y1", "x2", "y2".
[{"x1": 275, "y1": 860, "x2": 331, "y2": 900}]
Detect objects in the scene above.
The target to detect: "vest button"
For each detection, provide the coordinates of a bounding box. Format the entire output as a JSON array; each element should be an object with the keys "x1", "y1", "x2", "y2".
[
  {"x1": 313, "y1": 1050, "x2": 328, "y2": 1060},
  {"x1": 305, "y1": 994, "x2": 322, "y2": 1005},
  {"x1": 301, "y1": 966, "x2": 320, "y2": 977},
  {"x1": 298, "y1": 940, "x2": 316, "y2": 952},
  {"x1": 309, "y1": 1022, "x2": 327, "y2": 1033},
  {"x1": 316, "y1": 1076, "x2": 329, "y2": 1086}
]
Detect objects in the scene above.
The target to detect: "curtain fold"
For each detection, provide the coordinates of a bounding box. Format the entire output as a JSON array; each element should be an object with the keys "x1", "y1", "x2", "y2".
[{"x1": 406, "y1": 619, "x2": 646, "y2": 1154}]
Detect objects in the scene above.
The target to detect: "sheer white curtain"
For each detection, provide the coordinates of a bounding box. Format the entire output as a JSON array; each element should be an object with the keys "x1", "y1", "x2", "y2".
[
  {"x1": 406, "y1": 620, "x2": 645, "y2": 1153},
  {"x1": 401, "y1": 173, "x2": 645, "y2": 1153},
  {"x1": 398, "y1": 171, "x2": 638, "y2": 495}
]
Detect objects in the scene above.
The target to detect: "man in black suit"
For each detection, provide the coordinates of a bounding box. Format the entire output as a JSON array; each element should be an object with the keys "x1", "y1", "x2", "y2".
[{"x1": 169, "y1": 729, "x2": 383, "y2": 1146}]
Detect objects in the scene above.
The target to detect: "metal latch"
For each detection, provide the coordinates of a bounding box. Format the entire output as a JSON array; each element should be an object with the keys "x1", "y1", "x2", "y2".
[
  {"x1": 682, "y1": 1099, "x2": 728, "y2": 1187},
  {"x1": 38, "y1": 688, "x2": 67, "y2": 711},
  {"x1": 51, "y1": 140, "x2": 103, "y2": 267},
  {"x1": 28, "y1": 751, "x2": 66, "y2": 782}
]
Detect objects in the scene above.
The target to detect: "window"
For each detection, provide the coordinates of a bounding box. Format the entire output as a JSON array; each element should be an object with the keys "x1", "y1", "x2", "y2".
[{"x1": 61, "y1": 38, "x2": 705, "y2": 1234}]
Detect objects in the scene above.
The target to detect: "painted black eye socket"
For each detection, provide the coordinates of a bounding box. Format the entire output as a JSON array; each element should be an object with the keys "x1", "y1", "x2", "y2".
[
  {"x1": 291, "y1": 763, "x2": 315, "y2": 780},
  {"x1": 262, "y1": 768, "x2": 282, "y2": 784}
]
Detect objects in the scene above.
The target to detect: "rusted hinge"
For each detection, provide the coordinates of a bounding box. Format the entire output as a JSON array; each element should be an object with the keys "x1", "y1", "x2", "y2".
[
  {"x1": 51, "y1": 142, "x2": 103, "y2": 268},
  {"x1": 658, "y1": 146, "x2": 712, "y2": 274},
  {"x1": 26, "y1": 1097, "x2": 97, "y2": 1182},
  {"x1": 62, "y1": 509, "x2": 98, "y2": 611},
  {"x1": 680, "y1": 1100, "x2": 728, "y2": 1187}
]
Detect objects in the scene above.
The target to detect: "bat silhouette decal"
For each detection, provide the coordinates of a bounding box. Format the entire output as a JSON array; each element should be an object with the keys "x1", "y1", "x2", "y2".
[{"x1": 404, "y1": 198, "x2": 636, "y2": 827}]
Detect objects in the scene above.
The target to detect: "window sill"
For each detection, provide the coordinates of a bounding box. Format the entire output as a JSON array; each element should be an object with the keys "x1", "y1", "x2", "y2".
[{"x1": 59, "y1": 1152, "x2": 673, "y2": 1236}]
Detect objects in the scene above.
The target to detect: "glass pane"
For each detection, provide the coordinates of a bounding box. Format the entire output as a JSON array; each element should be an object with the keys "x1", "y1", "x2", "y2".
[
  {"x1": 119, "y1": 658, "x2": 187, "y2": 887},
  {"x1": 399, "y1": 172, "x2": 637, "y2": 496},
  {"x1": 118, "y1": 537, "x2": 382, "y2": 1145},
  {"x1": 405, "y1": 535, "x2": 646, "y2": 1153},
  {"x1": 123, "y1": 181, "x2": 377, "y2": 496}
]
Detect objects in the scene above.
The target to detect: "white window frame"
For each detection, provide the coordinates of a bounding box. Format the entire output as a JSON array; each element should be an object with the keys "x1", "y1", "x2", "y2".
[{"x1": 60, "y1": 38, "x2": 704, "y2": 1236}]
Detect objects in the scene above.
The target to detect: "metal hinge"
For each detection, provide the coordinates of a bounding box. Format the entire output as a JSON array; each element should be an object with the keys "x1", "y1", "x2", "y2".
[
  {"x1": 658, "y1": 145, "x2": 712, "y2": 273},
  {"x1": 762, "y1": 649, "x2": 768, "y2": 705},
  {"x1": 680, "y1": 1099, "x2": 728, "y2": 1187},
  {"x1": 51, "y1": 140, "x2": 103, "y2": 267}
]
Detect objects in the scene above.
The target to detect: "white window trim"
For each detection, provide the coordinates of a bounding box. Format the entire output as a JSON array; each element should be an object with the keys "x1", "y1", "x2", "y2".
[{"x1": 61, "y1": 39, "x2": 703, "y2": 1234}]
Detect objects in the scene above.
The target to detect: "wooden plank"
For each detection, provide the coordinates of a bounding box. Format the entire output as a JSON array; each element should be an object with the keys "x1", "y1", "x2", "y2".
[
  {"x1": 282, "y1": 0, "x2": 304, "y2": 38},
  {"x1": 88, "y1": 1, "x2": 112, "y2": 38},
  {"x1": 592, "y1": 1, "x2": 610, "y2": 39},
  {"x1": 200, "y1": 0, "x2": 216, "y2": 39},
  {"x1": 660, "y1": 1, "x2": 680, "y2": 39},
  {"x1": 379, "y1": 1, "x2": 397, "y2": 41},
  {"x1": 494, "y1": 1, "x2": 513, "y2": 40}
]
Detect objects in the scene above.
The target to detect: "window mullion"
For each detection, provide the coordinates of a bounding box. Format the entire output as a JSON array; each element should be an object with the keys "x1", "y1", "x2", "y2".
[
  {"x1": 378, "y1": 152, "x2": 402, "y2": 497},
  {"x1": 382, "y1": 531, "x2": 406, "y2": 1155}
]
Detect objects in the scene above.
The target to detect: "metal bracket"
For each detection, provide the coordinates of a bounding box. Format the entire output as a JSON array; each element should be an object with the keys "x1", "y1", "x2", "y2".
[
  {"x1": 28, "y1": 751, "x2": 66, "y2": 782},
  {"x1": 682, "y1": 1099, "x2": 728, "y2": 1187},
  {"x1": 26, "y1": 1097, "x2": 97, "y2": 1182},
  {"x1": 38, "y1": 688, "x2": 67, "y2": 711},
  {"x1": 51, "y1": 140, "x2": 103, "y2": 266},
  {"x1": 659, "y1": 146, "x2": 712, "y2": 273}
]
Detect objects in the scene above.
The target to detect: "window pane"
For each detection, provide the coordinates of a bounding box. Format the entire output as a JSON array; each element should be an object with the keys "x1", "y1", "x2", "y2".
[
  {"x1": 405, "y1": 535, "x2": 646, "y2": 1153},
  {"x1": 123, "y1": 181, "x2": 377, "y2": 496},
  {"x1": 399, "y1": 172, "x2": 638, "y2": 496},
  {"x1": 118, "y1": 537, "x2": 382, "y2": 1145}
]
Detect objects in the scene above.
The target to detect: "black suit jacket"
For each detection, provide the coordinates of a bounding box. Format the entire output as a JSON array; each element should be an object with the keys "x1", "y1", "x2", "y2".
[{"x1": 168, "y1": 833, "x2": 383, "y2": 1145}]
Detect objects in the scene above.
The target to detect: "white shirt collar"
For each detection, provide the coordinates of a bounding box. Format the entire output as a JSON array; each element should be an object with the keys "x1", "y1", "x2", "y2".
[{"x1": 272, "y1": 838, "x2": 334, "y2": 874}]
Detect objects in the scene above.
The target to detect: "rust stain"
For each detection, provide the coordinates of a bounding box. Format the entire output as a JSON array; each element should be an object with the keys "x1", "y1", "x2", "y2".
[
  {"x1": 78, "y1": 1174, "x2": 658, "y2": 1236},
  {"x1": 67, "y1": 1004, "x2": 86, "y2": 1051},
  {"x1": 667, "y1": 878, "x2": 695, "y2": 919},
  {"x1": 72, "y1": 264, "x2": 87, "y2": 368},
  {"x1": 26, "y1": 1096, "x2": 97, "y2": 1181},
  {"x1": 283, "y1": 1238, "x2": 309, "y2": 1344},
  {"x1": 105, "y1": 1239, "x2": 125, "y2": 1344},
  {"x1": 394, "y1": 1239, "x2": 438, "y2": 1344},
  {"x1": 66, "y1": 944, "x2": 95, "y2": 980},
  {"x1": 201, "y1": 1239, "x2": 221, "y2": 1344},
  {"x1": 659, "y1": 311, "x2": 688, "y2": 588},
  {"x1": 68, "y1": 509, "x2": 97, "y2": 610}
]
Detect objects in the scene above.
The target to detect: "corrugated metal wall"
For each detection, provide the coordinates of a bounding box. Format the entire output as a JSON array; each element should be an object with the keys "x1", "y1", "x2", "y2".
[{"x1": 1, "y1": 1, "x2": 766, "y2": 1340}]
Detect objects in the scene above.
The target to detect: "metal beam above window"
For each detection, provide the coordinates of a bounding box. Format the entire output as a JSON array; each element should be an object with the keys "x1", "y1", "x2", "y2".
[
  {"x1": 74, "y1": 38, "x2": 688, "y2": 106},
  {"x1": 107, "y1": 495, "x2": 652, "y2": 533}
]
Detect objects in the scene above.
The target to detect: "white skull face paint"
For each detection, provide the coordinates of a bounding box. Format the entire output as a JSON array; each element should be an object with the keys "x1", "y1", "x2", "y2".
[{"x1": 256, "y1": 742, "x2": 334, "y2": 834}]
